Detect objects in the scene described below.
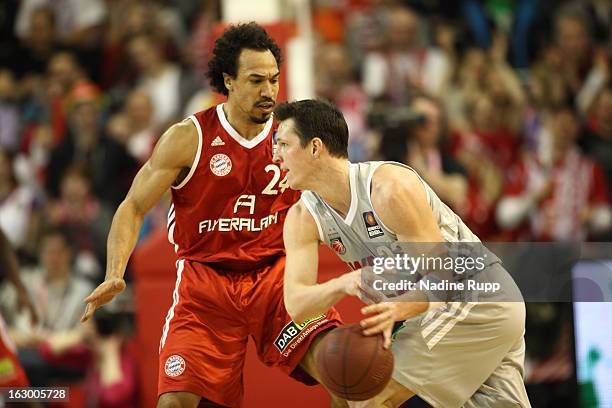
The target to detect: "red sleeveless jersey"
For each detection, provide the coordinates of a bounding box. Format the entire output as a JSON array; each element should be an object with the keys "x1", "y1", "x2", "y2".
[{"x1": 167, "y1": 104, "x2": 300, "y2": 268}]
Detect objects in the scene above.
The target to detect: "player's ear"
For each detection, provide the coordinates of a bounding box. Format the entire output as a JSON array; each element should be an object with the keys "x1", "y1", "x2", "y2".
[
  {"x1": 223, "y1": 73, "x2": 233, "y2": 93},
  {"x1": 311, "y1": 138, "x2": 323, "y2": 158}
]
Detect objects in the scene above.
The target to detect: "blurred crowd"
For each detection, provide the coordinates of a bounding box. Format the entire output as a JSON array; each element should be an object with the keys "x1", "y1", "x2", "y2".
[{"x1": 0, "y1": 0, "x2": 610, "y2": 406}]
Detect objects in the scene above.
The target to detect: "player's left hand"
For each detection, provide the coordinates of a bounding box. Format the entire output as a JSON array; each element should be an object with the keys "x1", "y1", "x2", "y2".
[
  {"x1": 342, "y1": 268, "x2": 386, "y2": 305},
  {"x1": 359, "y1": 302, "x2": 404, "y2": 349},
  {"x1": 360, "y1": 301, "x2": 429, "y2": 349}
]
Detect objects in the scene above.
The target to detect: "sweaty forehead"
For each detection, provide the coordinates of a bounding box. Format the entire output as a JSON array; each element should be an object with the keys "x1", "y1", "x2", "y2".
[{"x1": 237, "y1": 49, "x2": 279, "y2": 76}]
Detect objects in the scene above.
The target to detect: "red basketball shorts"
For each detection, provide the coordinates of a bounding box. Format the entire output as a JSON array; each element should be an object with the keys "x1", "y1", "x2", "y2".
[
  {"x1": 0, "y1": 315, "x2": 29, "y2": 387},
  {"x1": 158, "y1": 257, "x2": 342, "y2": 406}
]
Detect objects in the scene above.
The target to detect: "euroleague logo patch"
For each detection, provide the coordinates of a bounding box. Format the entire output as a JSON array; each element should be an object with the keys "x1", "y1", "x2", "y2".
[
  {"x1": 164, "y1": 355, "x2": 186, "y2": 377},
  {"x1": 210, "y1": 153, "x2": 232, "y2": 176},
  {"x1": 363, "y1": 211, "x2": 384, "y2": 239}
]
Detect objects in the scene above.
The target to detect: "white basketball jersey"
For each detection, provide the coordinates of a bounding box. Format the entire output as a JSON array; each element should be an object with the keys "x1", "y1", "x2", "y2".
[{"x1": 301, "y1": 161, "x2": 489, "y2": 270}]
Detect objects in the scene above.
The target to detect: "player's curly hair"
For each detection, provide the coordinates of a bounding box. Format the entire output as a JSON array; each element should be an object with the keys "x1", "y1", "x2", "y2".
[{"x1": 207, "y1": 22, "x2": 282, "y2": 96}]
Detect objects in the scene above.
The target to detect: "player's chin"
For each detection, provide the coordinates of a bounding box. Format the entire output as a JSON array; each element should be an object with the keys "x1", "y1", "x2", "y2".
[
  {"x1": 285, "y1": 173, "x2": 299, "y2": 190},
  {"x1": 250, "y1": 110, "x2": 272, "y2": 124}
]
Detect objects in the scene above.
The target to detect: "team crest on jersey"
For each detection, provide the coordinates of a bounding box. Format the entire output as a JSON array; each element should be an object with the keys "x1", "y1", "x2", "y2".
[
  {"x1": 330, "y1": 237, "x2": 346, "y2": 254},
  {"x1": 363, "y1": 211, "x2": 384, "y2": 239},
  {"x1": 164, "y1": 355, "x2": 186, "y2": 377},
  {"x1": 210, "y1": 153, "x2": 232, "y2": 176}
]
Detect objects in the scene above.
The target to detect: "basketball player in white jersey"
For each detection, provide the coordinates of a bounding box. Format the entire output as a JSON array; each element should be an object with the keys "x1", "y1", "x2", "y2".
[{"x1": 273, "y1": 99, "x2": 531, "y2": 408}]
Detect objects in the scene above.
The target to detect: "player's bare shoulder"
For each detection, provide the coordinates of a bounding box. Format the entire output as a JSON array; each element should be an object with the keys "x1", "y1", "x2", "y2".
[
  {"x1": 371, "y1": 164, "x2": 425, "y2": 207},
  {"x1": 284, "y1": 201, "x2": 321, "y2": 246},
  {"x1": 370, "y1": 164, "x2": 430, "y2": 227},
  {"x1": 150, "y1": 119, "x2": 199, "y2": 171},
  {"x1": 370, "y1": 163, "x2": 442, "y2": 241}
]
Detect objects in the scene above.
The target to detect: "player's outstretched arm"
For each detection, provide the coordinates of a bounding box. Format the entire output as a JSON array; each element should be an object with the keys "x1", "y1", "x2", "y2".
[
  {"x1": 360, "y1": 165, "x2": 445, "y2": 347},
  {"x1": 81, "y1": 120, "x2": 198, "y2": 322},
  {"x1": 283, "y1": 202, "x2": 359, "y2": 324}
]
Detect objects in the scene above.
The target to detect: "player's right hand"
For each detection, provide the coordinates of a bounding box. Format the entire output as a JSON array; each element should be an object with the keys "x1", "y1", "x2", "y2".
[
  {"x1": 81, "y1": 278, "x2": 126, "y2": 323},
  {"x1": 342, "y1": 268, "x2": 384, "y2": 304},
  {"x1": 341, "y1": 270, "x2": 363, "y2": 297}
]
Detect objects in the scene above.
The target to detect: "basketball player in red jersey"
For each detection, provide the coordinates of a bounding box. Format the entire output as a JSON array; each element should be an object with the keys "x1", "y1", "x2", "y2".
[
  {"x1": 0, "y1": 230, "x2": 41, "y2": 408},
  {"x1": 80, "y1": 23, "x2": 343, "y2": 407}
]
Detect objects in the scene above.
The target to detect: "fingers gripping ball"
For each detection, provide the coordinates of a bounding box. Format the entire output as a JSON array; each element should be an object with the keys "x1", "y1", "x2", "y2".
[{"x1": 315, "y1": 324, "x2": 394, "y2": 401}]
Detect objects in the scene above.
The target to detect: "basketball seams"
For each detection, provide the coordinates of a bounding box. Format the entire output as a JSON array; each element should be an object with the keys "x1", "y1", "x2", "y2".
[
  {"x1": 342, "y1": 326, "x2": 351, "y2": 398},
  {"x1": 349, "y1": 329, "x2": 384, "y2": 388}
]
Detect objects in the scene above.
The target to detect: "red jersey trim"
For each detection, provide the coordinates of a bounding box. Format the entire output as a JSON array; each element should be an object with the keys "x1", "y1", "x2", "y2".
[
  {"x1": 159, "y1": 259, "x2": 185, "y2": 352},
  {"x1": 216, "y1": 103, "x2": 273, "y2": 149},
  {"x1": 172, "y1": 116, "x2": 204, "y2": 190}
]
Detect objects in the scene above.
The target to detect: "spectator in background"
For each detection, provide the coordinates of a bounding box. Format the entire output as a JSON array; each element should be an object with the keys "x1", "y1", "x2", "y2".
[
  {"x1": 526, "y1": 45, "x2": 572, "y2": 148},
  {"x1": 444, "y1": 32, "x2": 526, "y2": 132},
  {"x1": 83, "y1": 308, "x2": 137, "y2": 408},
  {"x1": 31, "y1": 293, "x2": 138, "y2": 408},
  {"x1": 316, "y1": 43, "x2": 371, "y2": 161},
  {"x1": 0, "y1": 70, "x2": 20, "y2": 153},
  {"x1": 102, "y1": 0, "x2": 187, "y2": 89},
  {"x1": 0, "y1": 227, "x2": 94, "y2": 386},
  {"x1": 581, "y1": 87, "x2": 612, "y2": 197},
  {"x1": 0, "y1": 228, "x2": 93, "y2": 336},
  {"x1": 0, "y1": 230, "x2": 38, "y2": 330},
  {"x1": 554, "y1": 3, "x2": 610, "y2": 116},
  {"x1": 445, "y1": 35, "x2": 525, "y2": 239},
  {"x1": 102, "y1": 0, "x2": 155, "y2": 88},
  {"x1": 362, "y1": 5, "x2": 450, "y2": 105},
  {"x1": 47, "y1": 52, "x2": 87, "y2": 100},
  {"x1": 17, "y1": 123, "x2": 54, "y2": 190},
  {"x1": 461, "y1": 0, "x2": 538, "y2": 70},
  {"x1": 187, "y1": 0, "x2": 221, "y2": 83},
  {"x1": 45, "y1": 51, "x2": 87, "y2": 143},
  {"x1": 497, "y1": 104, "x2": 611, "y2": 241},
  {"x1": 344, "y1": 0, "x2": 393, "y2": 70},
  {"x1": 451, "y1": 94, "x2": 515, "y2": 239},
  {"x1": 181, "y1": 0, "x2": 221, "y2": 116},
  {"x1": 14, "y1": 5, "x2": 58, "y2": 79},
  {"x1": 126, "y1": 33, "x2": 197, "y2": 128},
  {"x1": 0, "y1": 229, "x2": 41, "y2": 408},
  {"x1": 15, "y1": 0, "x2": 107, "y2": 80},
  {"x1": 444, "y1": 48, "x2": 488, "y2": 129},
  {"x1": 107, "y1": 89, "x2": 159, "y2": 164},
  {"x1": 484, "y1": 33, "x2": 527, "y2": 132},
  {"x1": 45, "y1": 81, "x2": 137, "y2": 207},
  {"x1": 404, "y1": 95, "x2": 468, "y2": 211},
  {"x1": 0, "y1": 147, "x2": 41, "y2": 257},
  {"x1": 46, "y1": 165, "x2": 113, "y2": 279}
]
